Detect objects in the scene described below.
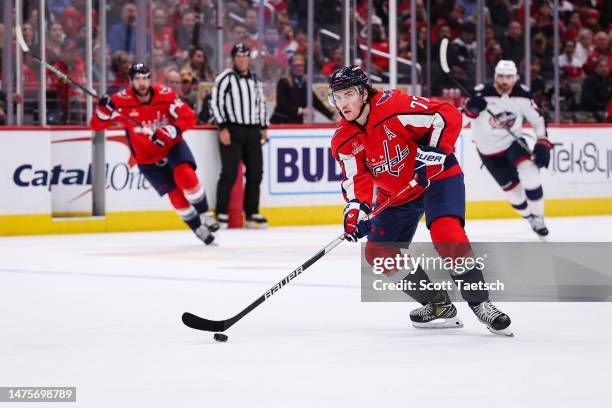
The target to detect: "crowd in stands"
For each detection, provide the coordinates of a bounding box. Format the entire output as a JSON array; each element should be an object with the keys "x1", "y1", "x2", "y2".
[{"x1": 0, "y1": 0, "x2": 610, "y2": 125}]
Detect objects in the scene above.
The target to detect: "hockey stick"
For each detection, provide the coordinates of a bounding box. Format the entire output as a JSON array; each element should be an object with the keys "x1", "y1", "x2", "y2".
[
  {"x1": 182, "y1": 180, "x2": 419, "y2": 333},
  {"x1": 439, "y1": 38, "x2": 532, "y2": 155},
  {"x1": 15, "y1": 25, "x2": 140, "y2": 127}
]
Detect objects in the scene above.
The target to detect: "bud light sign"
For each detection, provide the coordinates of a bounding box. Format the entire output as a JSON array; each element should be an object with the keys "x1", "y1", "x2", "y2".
[{"x1": 268, "y1": 134, "x2": 343, "y2": 195}]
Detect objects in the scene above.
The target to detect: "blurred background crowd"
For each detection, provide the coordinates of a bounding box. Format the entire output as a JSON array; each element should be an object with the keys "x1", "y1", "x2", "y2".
[{"x1": 0, "y1": 0, "x2": 611, "y2": 126}]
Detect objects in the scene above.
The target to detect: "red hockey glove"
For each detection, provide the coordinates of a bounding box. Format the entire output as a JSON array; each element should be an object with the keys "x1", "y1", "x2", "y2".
[
  {"x1": 413, "y1": 146, "x2": 446, "y2": 188},
  {"x1": 533, "y1": 138, "x2": 553, "y2": 168},
  {"x1": 149, "y1": 125, "x2": 181, "y2": 147},
  {"x1": 343, "y1": 199, "x2": 372, "y2": 242}
]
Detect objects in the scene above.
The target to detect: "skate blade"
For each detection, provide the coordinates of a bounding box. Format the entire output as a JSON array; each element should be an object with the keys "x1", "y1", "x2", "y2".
[
  {"x1": 537, "y1": 235, "x2": 549, "y2": 242},
  {"x1": 486, "y1": 325, "x2": 514, "y2": 337},
  {"x1": 412, "y1": 317, "x2": 464, "y2": 329}
]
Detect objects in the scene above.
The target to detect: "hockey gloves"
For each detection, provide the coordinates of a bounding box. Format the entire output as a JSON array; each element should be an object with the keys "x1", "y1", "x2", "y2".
[
  {"x1": 149, "y1": 125, "x2": 181, "y2": 147},
  {"x1": 413, "y1": 146, "x2": 446, "y2": 188},
  {"x1": 533, "y1": 138, "x2": 553, "y2": 168},
  {"x1": 464, "y1": 95, "x2": 487, "y2": 118},
  {"x1": 343, "y1": 199, "x2": 372, "y2": 242},
  {"x1": 95, "y1": 94, "x2": 115, "y2": 121}
]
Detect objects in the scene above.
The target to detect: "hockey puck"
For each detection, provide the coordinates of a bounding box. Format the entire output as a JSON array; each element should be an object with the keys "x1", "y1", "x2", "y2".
[{"x1": 213, "y1": 333, "x2": 228, "y2": 342}]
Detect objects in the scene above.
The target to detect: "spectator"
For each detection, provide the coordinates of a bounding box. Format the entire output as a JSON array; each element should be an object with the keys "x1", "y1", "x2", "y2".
[
  {"x1": 557, "y1": 40, "x2": 584, "y2": 81},
  {"x1": 585, "y1": 31, "x2": 611, "y2": 74},
  {"x1": 61, "y1": 0, "x2": 96, "y2": 39},
  {"x1": 529, "y1": 56, "x2": 547, "y2": 105},
  {"x1": 165, "y1": 70, "x2": 183, "y2": 96},
  {"x1": 280, "y1": 24, "x2": 298, "y2": 59},
  {"x1": 48, "y1": 0, "x2": 71, "y2": 19},
  {"x1": 321, "y1": 46, "x2": 344, "y2": 77},
  {"x1": 574, "y1": 28, "x2": 593, "y2": 66},
  {"x1": 261, "y1": 27, "x2": 289, "y2": 80},
  {"x1": 166, "y1": 69, "x2": 198, "y2": 112},
  {"x1": 20, "y1": 23, "x2": 36, "y2": 51},
  {"x1": 152, "y1": 48, "x2": 169, "y2": 80},
  {"x1": 500, "y1": 21, "x2": 524, "y2": 68},
  {"x1": 47, "y1": 22, "x2": 66, "y2": 63},
  {"x1": 270, "y1": 53, "x2": 336, "y2": 124},
  {"x1": 532, "y1": 33, "x2": 554, "y2": 80},
  {"x1": 223, "y1": 23, "x2": 251, "y2": 55},
  {"x1": 152, "y1": 7, "x2": 180, "y2": 59},
  {"x1": 563, "y1": 11, "x2": 582, "y2": 42},
  {"x1": 487, "y1": 0, "x2": 512, "y2": 39},
  {"x1": 581, "y1": 56, "x2": 611, "y2": 121},
  {"x1": 174, "y1": 10, "x2": 198, "y2": 56},
  {"x1": 244, "y1": 9, "x2": 259, "y2": 40},
  {"x1": 449, "y1": 21, "x2": 477, "y2": 81},
  {"x1": 107, "y1": 2, "x2": 137, "y2": 53},
  {"x1": 107, "y1": 50, "x2": 133, "y2": 93},
  {"x1": 181, "y1": 46, "x2": 214, "y2": 83}
]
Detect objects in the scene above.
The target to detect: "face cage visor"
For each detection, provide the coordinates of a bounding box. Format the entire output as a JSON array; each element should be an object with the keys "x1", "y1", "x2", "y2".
[{"x1": 327, "y1": 85, "x2": 365, "y2": 107}]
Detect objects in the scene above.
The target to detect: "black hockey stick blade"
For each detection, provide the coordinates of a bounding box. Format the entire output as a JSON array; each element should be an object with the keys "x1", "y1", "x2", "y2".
[{"x1": 182, "y1": 312, "x2": 228, "y2": 332}]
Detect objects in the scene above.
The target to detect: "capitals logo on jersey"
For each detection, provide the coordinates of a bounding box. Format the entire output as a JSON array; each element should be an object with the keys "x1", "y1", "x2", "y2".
[{"x1": 366, "y1": 140, "x2": 410, "y2": 177}]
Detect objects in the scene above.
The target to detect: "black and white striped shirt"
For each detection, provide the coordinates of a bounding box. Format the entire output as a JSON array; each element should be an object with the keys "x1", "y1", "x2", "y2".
[{"x1": 211, "y1": 68, "x2": 269, "y2": 128}]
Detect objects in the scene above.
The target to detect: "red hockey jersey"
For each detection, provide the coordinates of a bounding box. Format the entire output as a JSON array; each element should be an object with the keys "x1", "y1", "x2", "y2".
[
  {"x1": 331, "y1": 89, "x2": 463, "y2": 206},
  {"x1": 90, "y1": 84, "x2": 196, "y2": 164}
]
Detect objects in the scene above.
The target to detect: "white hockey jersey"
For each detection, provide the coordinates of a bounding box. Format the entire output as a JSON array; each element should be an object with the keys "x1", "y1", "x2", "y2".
[{"x1": 465, "y1": 83, "x2": 546, "y2": 155}]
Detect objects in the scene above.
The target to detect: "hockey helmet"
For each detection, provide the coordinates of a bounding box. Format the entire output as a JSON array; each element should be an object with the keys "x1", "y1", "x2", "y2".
[
  {"x1": 231, "y1": 43, "x2": 251, "y2": 57},
  {"x1": 128, "y1": 63, "x2": 151, "y2": 80},
  {"x1": 494, "y1": 60, "x2": 518, "y2": 77},
  {"x1": 329, "y1": 65, "x2": 369, "y2": 93}
]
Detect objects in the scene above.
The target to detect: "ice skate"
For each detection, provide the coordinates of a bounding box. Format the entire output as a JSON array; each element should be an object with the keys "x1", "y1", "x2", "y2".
[
  {"x1": 469, "y1": 300, "x2": 513, "y2": 336},
  {"x1": 410, "y1": 290, "x2": 463, "y2": 329},
  {"x1": 526, "y1": 215, "x2": 549, "y2": 239},
  {"x1": 246, "y1": 213, "x2": 268, "y2": 229},
  {"x1": 193, "y1": 224, "x2": 215, "y2": 245},
  {"x1": 201, "y1": 211, "x2": 220, "y2": 232}
]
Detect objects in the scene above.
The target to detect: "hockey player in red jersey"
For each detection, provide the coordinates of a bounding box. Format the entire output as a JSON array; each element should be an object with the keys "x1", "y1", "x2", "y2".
[
  {"x1": 329, "y1": 66, "x2": 512, "y2": 335},
  {"x1": 90, "y1": 63, "x2": 219, "y2": 245}
]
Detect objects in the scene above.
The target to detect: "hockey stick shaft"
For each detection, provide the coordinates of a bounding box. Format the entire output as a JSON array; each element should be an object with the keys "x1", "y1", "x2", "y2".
[
  {"x1": 182, "y1": 180, "x2": 418, "y2": 333},
  {"x1": 438, "y1": 38, "x2": 532, "y2": 154},
  {"x1": 15, "y1": 25, "x2": 140, "y2": 127}
]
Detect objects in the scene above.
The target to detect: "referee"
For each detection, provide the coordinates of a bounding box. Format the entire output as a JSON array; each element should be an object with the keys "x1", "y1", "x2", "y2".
[{"x1": 211, "y1": 43, "x2": 269, "y2": 229}]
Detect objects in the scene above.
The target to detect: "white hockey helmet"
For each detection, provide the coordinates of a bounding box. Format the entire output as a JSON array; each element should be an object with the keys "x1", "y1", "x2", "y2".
[{"x1": 494, "y1": 60, "x2": 518, "y2": 77}]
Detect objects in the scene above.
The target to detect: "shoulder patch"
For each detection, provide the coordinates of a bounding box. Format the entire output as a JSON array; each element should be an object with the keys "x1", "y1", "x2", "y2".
[
  {"x1": 376, "y1": 90, "x2": 394, "y2": 106},
  {"x1": 474, "y1": 83, "x2": 485, "y2": 92},
  {"x1": 159, "y1": 86, "x2": 172, "y2": 95},
  {"x1": 118, "y1": 90, "x2": 130, "y2": 99}
]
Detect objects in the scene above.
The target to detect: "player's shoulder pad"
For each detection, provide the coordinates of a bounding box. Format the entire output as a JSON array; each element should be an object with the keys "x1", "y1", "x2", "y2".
[
  {"x1": 331, "y1": 124, "x2": 365, "y2": 158},
  {"x1": 153, "y1": 84, "x2": 177, "y2": 101},
  {"x1": 111, "y1": 89, "x2": 133, "y2": 106},
  {"x1": 478, "y1": 83, "x2": 498, "y2": 97},
  {"x1": 510, "y1": 83, "x2": 533, "y2": 99},
  {"x1": 370, "y1": 88, "x2": 406, "y2": 119}
]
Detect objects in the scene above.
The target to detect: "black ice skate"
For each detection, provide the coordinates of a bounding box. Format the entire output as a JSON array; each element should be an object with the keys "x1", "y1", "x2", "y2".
[
  {"x1": 469, "y1": 300, "x2": 513, "y2": 336},
  {"x1": 526, "y1": 215, "x2": 549, "y2": 238},
  {"x1": 246, "y1": 213, "x2": 268, "y2": 229},
  {"x1": 193, "y1": 224, "x2": 215, "y2": 245},
  {"x1": 410, "y1": 290, "x2": 463, "y2": 329},
  {"x1": 201, "y1": 211, "x2": 220, "y2": 232}
]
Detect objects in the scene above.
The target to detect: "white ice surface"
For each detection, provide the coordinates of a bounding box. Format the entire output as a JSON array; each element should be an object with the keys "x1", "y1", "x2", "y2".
[{"x1": 1, "y1": 216, "x2": 611, "y2": 407}]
